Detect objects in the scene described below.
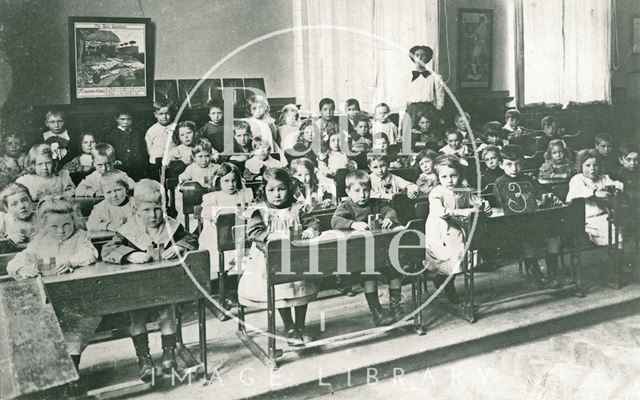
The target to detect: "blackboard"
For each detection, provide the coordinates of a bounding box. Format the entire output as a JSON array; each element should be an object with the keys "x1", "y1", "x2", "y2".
[{"x1": 494, "y1": 181, "x2": 538, "y2": 215}]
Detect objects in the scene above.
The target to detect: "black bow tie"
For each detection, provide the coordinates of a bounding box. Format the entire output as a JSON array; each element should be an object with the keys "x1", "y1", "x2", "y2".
[{"x1": 412, "y1": 70, "x2": 431, "y2": 81}]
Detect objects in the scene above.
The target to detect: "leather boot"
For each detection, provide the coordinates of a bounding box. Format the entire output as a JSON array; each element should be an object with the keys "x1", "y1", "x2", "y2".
[
  {"x1": 161, "y1": 334, "x2": 178, "y2": 374},
  {"x1": 389, "y1": 288, "x2": 406, "y2": 322},
  {"x1": 132, "y1": 334, "x2": 156, "y2": 382}
]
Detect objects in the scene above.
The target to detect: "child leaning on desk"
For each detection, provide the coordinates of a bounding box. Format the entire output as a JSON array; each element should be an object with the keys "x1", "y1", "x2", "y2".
[
  {"x1": 101, "y1": 179, "x2": 198, "y2": 382},
  {"x1": 86, "y1": 171, "x2": 136, "y2": 232},
  {"x1": 331, "y1": 170, "x2": 405, "y2": 327},
  {"x1": 7, "y1": 195, "x2": 100, "y2": 372},
  {"x1": 0, "y1": 183, "x2": 36, "y2": 245}
]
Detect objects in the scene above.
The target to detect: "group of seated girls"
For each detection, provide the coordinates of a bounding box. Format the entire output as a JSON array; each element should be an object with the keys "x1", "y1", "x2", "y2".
[{"x1": 0, "y1": 95, "x2": 637, "y2": 386}]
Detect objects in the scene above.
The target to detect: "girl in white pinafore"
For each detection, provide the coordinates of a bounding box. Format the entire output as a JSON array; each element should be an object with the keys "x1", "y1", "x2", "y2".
[{"x1": 238, "y1": 167, "x2": 319, "y2": 345}]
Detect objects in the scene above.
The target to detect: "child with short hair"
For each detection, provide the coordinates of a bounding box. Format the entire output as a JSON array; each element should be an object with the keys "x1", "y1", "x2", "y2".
[
  {"x1": 86, "y1": 171, "x2": 136, "y2": 232},
  {"x1": 0, "y1": 132, "x2": 25, "y2": 185},
  {"x1": 372, "y1": 132, "x2": 407, "y2": 168},
  {"x1": 425, "y1": 155, "x2": 491, "y2": 303},
  {"x1": 538, "y1": 139, "x2": 573, "y2": 184},
  {"x1": 415, "y1": 149, "x2": 438, "y2": 197},
  {"x1": 102, "y1": 105, "x2": 148, "y2": 181},
  {"x1": 567, "y1": 149, "x2": 624, "y2": 246},
  {"x1": 440, "y1": 129, "x2": 470, "y2": 164},
  {"x1": 331, "y1": 170, "x2": 403, "y2": 325},
  {"x1": 535, "y1": 115, "x2": 562, "y2": 152},
  {"x1": 615, "y1": 143, "x2": 639, "y2": 200},
  {"x1": 228, "y1": 120, "x2": 253, "y2": 173},
  {"x1": 594, "y1": 132, "x2": 617, "y2": 176},
  {"x1": 411, "y1": 111, "x2": 442, "y2": 152},
  {"x1": 349, "y1": 112, "x2": 373, "y2": 169},
  {"x1": 7, "y1": 195, "x2": 100, "y2": 370},
  {"x1": 244, "y1": 137, "x2": 283, "y2": 181},
  {"x1": 454, "y1": 112, "x2": 474, "y2": 145},
  {"x1": 278, "y1": 104, "x2": 301, "y2": 151},
  {"x1": 101, "y1": 180, "x2": 198, "y2": 381},
  {"x1": 238, "y1": 168, "x2": 319, "y2": 346},
  {"x1": 178, "y1": 138, "x2": 220, "y2": 187},
  {"x1": 17, "y1": 144, "x2": 75, "y2": 201},
  {"x1": 75, "y1": 143, "x2": 136, "y2": 197},
  {"x1": 315, "y1": 97, "x2": 339, "y2": 143},
  {"x1": 495, "y1": 145, "x2": 564, "y2": 286},
  {"x1": 62, "y1": 133, "x2": 96, "y2": 173},
  {"x1": 372, "y1": 103, "x2": 400, "y2": 144},
  {"x1": 145, "y1": 99, "x2": 176, "y2": 168},
  {"x1": 480, "y1": 145, "x2": 503, "y2": 187},
  {"x1": 368, "y1": 155, "x2": 418, "y2": 200},
  {"x1": 198, "y1": 162, "x2": 254, "y2": 274},
  {"x1": 42, "y1": 110, "x2": 76, "y2": 164},
  {"x1": 476, "y1": 121, "x2": 508, "y2": 154},
  {"x1": 345, "y1": 98, "x2": 361, "y2": 133},
  {"x1": 0, "y1": 183, "x2": 36, "y2": 245},
  {"x1": 290, "y1": 158, "x2": 333, "y2": 207},
  {"x1": 197, "y1": 98, "x2": 225, "y2": 156},
  {"x1": 246, "y1": 95, "x2": 280, "y2": 150},
  {"x1": 169, "y1": 120, "x2": 197, "y2": 165},
  {"x1": 503, "y1": 109, "x2": 525, "y2": 141}
]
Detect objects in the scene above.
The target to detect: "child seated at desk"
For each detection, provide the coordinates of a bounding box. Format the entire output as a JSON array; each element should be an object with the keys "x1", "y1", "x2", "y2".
[
  {"x1": 372, "y1": 103, "x2": 400, "y2": 144},
  {"x1": 86, "y1": 171, "x2": 136, "y2": 232},
  {"x1": 349, "y1": 112, "x2": 373, "y2": 169},
  {"x1": 415, "y1": 149, "x2": 438, "y2": 197},
  {"x1": 62, "y1": 133, "x2": 96, "y2": 174},
  {"x1": 440, "y1": 129, "x2": 470, "y2": 166},
  {"x1": 7, "y1": 195, "x2": 100, "y2": 371},
  {"x1": 372, "y1": 132, "x2": 408, "y2": 168},
  {"x1": 538, "y1": 139, "x2": 573, "y2": 184},
  {"x1": 368, "y1": 155, "x2": 418, "y2": 200},
  {"x1": 476, "y1": 121, "x2": 508, "y2": 154},
  {"x1": 503, "y1": 109, "x2": 526, "y2": 141},
  {"x1": 480, "y1": 145, "x2": 503, "y2": 188},
  {"x1": 244, "y1": 137, "x2": 284, "y2": 181},
  {"x1": 425, "y1": 155, "x2": 491, "y2": 303},
  {"x1": 0, "y1": 183, "x2": 36, "y2": 246},
  {"x1": 331, "y1": 170, "x2": 404, "y2": 325},
  {"x1": 178, "y1": 138, "x2": 220, "y2": 188},
  {"x1": 75, "y1": 143, "x2": 136, "y2": 197},
  {"x1": 238, "y1": 168, "x2": 319, "y2": 346},
  {"x1": 495, "y1": 145, "x2": 564, "y2": 287},
  {"x1": 566, "y1": 149, "x2": 624, "y2": 247},
  {"x1": 290, "y1": 157, "x2": 334, "y2": 207},
  {"x1": 615, "y1": 144, "x2": 639, "y2": 204},
  {"x1": 536, "y1": 115, "x2": 563, "y2": 152},
  {"x1": 228, "y1": 120, "x2": 253, "y2": 174},
  {"x1": 318, "y1": 131, "x2": 356, "y2": 177},
  {"x1": 0, "y1": 132, "x2": 25, "y2": 186},
  {"x1": 198, "y1": 162, "x2": 254, "y2": 276},
  {"x1": 16, "y1": 144, "x2": 75, "y2": 201},
  {"x1": 594, "y1": 132, "x2": 618, "y2": 177},
  {"x1": 168, "y1": 120, "x2": 197, "y2": 166},
  {"x1": 101, "y1": 180, "x2": 198, "y2": 381},
  {"x1": 411, "y1": 111, "x2": 442, "y2": 152}
]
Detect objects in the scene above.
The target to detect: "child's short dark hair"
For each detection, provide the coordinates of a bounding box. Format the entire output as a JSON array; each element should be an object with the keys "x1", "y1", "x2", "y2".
[
  {"x1": 206, "y1": 98, "x2": 224, "y2": 112},
  {"x1": 455, "y1": 112, "x2": 471, "y2": 123},
  {"x1": 505, "y1": 109, "x2": 521, "y2": 120},
  {"x1": 233, "y1": 120, "x2": 251, "y2": 134},
  {"x1": 409, "y1": 45, "x2": 433, "y2": 62},
  {"x1": 619, "y1": 143, "x2": 639, "y2": 158},
  {"x1": 595, "y1": 132, "x2": 613, "y2": 145},
  {"x1": 373, "y1": 132, "x2": 390, "y2": 143},
  {"x1": 192, "y1": 137, "x2": 212, "y2": 156},
  {"x1": 319, "y1": 98, "x2": 335, "y2": 110},
  {"x1": 44, "y1": 109, "x2": 65, "y2": 121},
  {"x1": 501, "y1": 144, "x2": 524, "y2": 162},
  {"x1": 0, "y1": 182, "x2": 31, "y2": 208},
  {"x1": 415, "y1": 149, "x2": 438, "y2": 165},
  {"x1": 483, "y1": 121, "x2": 503, "y2": 138},
  {"x1": 374, "y1": 103, "x2": 390, "y2": 113},
  {"x1": 413, "y1": 111, "x2": 433, "y2": 129},
  {"x1": 575, "y1": 149, "x2": 600, "y2": 172},
  {"x1": 345, "y1": 170, "x2": 371, "y2": 189},
  {"x1": 173, "y1": 120, "x2": 197, "y2": 145},
  {"x1": 445, "y1": 128, "x2": 462, "y2": 140},
  {"x1": 101, "y1": 170, "x2": 132, "y2": 191},
  {"x1": 212, "y1": 162, "x2": 243, "y2": 191},
  {"x1": 353, "y1": 112, "x2": 370, "y2": 127},
  {"x1": 367, "y1": 154, "x2": 389, "y2": 165},
  {"x1": 252, "y1": 136, "x2": 270, "y2": 151},
  {"x1": 481, "y1": 145, "x2": 502, "y2": 160},
  {"x1": 434, "y1": 154, "x2": 465, "y2": 177},
  {"x1": 345, "y1": 98, "x2": 360, "y2": 110},
  {"x1": 153, "y1": 98, "x2": 175, "y2": 112},
  {"x1": 540, "y1": 115, "x2": 558, "y2": 129},
  {"x1": 92, "y1": 143, "x2": 116, "y2": 163}
]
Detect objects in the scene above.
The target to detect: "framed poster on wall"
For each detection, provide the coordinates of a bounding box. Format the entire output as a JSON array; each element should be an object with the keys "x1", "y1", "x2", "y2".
[
  {"x1": 68, "y1": 17, "x2": 153, "y2": 103},
  {"x1": 458, "y1": 9, "x2": 493, "y2": 90}
]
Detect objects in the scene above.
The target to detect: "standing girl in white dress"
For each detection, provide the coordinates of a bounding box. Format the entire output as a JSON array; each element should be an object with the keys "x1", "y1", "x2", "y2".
[
  {"x1": 425, "y1": 155, "x2": 491, "y2": 303},
  {"x1": 238, "y1": 168, "x2": 319, "y2": 346}
]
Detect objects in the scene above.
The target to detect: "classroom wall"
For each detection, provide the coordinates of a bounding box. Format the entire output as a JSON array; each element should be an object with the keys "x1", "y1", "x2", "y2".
[
  {"x1": 1, "y1": 0, "x2": 296, "y2": 108},
  {"x1": 438, "y1": 0, "x2": 514, "y2": 95}
]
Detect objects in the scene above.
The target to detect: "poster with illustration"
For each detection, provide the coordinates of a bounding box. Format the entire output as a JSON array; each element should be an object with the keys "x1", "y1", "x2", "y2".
[{"x1": 458, "y1": 9, "x2": 492, "y2": 89}]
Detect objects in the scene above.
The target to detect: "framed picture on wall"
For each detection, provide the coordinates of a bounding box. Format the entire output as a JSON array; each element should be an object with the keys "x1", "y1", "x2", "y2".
[
  {"x1": 68, "y1": 17, "x2": 153, "y2": 103},
  {"x1": 457, "y1": 9, "x2": 493, "y2": 90}
]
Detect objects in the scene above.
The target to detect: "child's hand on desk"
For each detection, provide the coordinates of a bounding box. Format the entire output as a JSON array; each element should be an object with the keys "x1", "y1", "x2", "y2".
[
  {"x1": 381, "y1": 218, "x2": 395, "y2": 229},
  {"x1": 301, "y1": 228, "x2": 317, "y2": 239},
  {"x1": 321, "y1": 198, "x2": 333, "y2": 208},
  {"x1": 407, "y1": 186, "x2": 419, "y2": 199},
  {"x1": 351, "y1": 222, "x2": 370, "y2": 231},
  {"x1": 594, "y1": 189, "x2": 610, "y2": 199},
  {"x1": 127, "y1": 251, "x2": 152, "y2": 264},
  {"x1": 7, "y1": 230, "x2": 27, "y2": 244},
  {"x1": 162, "y1": 245, "x2": 185, "y2": 260},
  {"x1": 55, "y1": 261, "x2": 73, "y2": 274}
]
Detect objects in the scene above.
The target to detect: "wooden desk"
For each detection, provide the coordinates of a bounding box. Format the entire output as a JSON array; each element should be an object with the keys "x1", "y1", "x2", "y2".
[
  {"x1": 74, "y1": 196, "x2": 104, "y2": 217},
  {"x1": 238, "y1": 224, "x2": 427, "y2": 369}
]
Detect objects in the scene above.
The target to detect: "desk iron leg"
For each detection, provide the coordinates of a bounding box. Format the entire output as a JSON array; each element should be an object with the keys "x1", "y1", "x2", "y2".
[
  {"x1": 572, "y1": 243, "x2": 584, "y2": 297},
  {"x1": 468, "y1": 252, "x2": 476, "y2": 323},
  {"x1": 198, "y1": 299, "x2": 208, "y2": 379},
  {"x1": 415, "y1": 271, "x2": 426, "y2": 335},
  {"x1": 217, "y1": 252, "x2": 230, "y2": 321},
  {"x1": 267, "y1": 283, "x2": 278, "y2": 370},
  {"x1": 175, "y1": 305, "x2": 199, "y2": 366}
]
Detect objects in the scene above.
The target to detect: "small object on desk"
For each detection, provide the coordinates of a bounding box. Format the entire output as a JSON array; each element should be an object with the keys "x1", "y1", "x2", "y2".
[
  {"x1": 368, "y1": 214, "x2": 382, "y2": 230},
  {"x1": 37, "y1": 257, "x2": 57, "y2": 276},
  {"x1": 605, "y1": 185, "x2": 616, "y2": 195},
  {"x1": 146, "y1": 243, "x2": 163, "y2": 262},
  {"x1": 289, "y1": 221, "x2": 303, "y2": 240}
]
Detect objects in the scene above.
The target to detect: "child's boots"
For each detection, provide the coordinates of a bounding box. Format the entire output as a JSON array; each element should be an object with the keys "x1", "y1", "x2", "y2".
[
  {"x1": 161, "y1": 334, "x2": 178, "y2": 374},
  {"x1": 132, "y1": 333, "x2": 156, "y2": 382},
  {"x1": 545, "y1": 253, "x2": 560, "y2": 288},
  {"x1": 389, "y1": 288, "x2": 406, "y2": 322},
  {"x1": 365, "y1": 292, "x2": 394, "y2": 326},
  {"x1": 525, "y1": 258, "x2": 547, "y2": 289},
  {"x1": 433, "y1": 275, "x2": 461, "y2": 304}
]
